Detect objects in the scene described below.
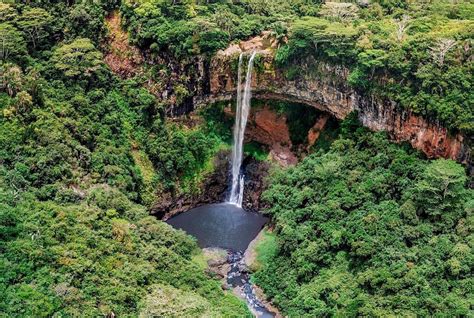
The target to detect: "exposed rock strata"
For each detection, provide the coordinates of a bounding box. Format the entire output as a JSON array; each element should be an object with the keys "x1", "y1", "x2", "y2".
[
  {"x1": 308, "y1": 114, "x2": 330, "y2": 148},
  {"x1": 247, "y1": 107, "x2": 292, "y2": 147},
  {"x1": 104, "y1": 12, "x2": 143, "y2": 78},
  {"x1": 201, "y1": 33, "x2": 470, "y2": 164},
  {"x1": 241, "y1": 157, "x2": 271, "y2": 212},
  {"x1": 244, "y1": 105, "x2": 298, "y2": 166}
]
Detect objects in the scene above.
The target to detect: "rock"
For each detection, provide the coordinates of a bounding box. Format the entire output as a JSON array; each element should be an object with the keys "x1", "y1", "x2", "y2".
[
  {"x1": 242, "y1": 230, "x2": 265, "y2": 272},
  {"x1": 246, "y1": 106, "x2": 292, "y2": 147},
  {"x1": 357, "y1": 99, "x2": 469, "y2": 161},
  {"x1": 104, "y1": 12, "x2": 143, "y2": 78},
  {"x1": 106, "y1": 16, "x2": 470, "y2": 167},
  {"x1": 307, "y1": 114, "x2": 330, "y2": 148},
  {"x1": 220, "y1": 43, "x2": 242, "y2": 57},
  {"x1": 241, "y1": 229, "x2": 284, "y2": 318},
  {"x1": 269, "y1": 144, "x2": 298, "y2": 167},
  {"x1": 241, "y1": 157, "x2": 271, "y2": 211},
  {"x1": 238, "y1": 31, "x2": 278, "y2": 53},
  {"x1": 207, "y1": 258, "x2": 227, "y2": 267},
  {"x1": 238, "y1": 263, "x2": 249, "y2": 273},
  {"x1": 202, "y1": 248, "x2": 231, "y2": 282},
  {"x1": 152, "y1": 150, "x2": 230, "y2": 219},
  {"x1": 230, "y1": 102, "x2": 304, "y2": 168},
  {"x1": 357, "y1": 0, "x2": 371, "y2": 7},
  {"x1": 253, "y1": 285, "x2": 284, "y2": 318}
]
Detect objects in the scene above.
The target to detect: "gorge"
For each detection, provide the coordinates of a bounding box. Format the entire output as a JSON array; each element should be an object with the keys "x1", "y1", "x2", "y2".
[
  {"x1": 103, "y1": 11, "x2": 471, "y2": 168},
  {"x1": 147, "y1": 31, "x2": 472, "y2": 218},
  {"x1": 200, "y1": 34, "x2": 471, "y2": 167},
  {"x1": 162, "y1": 29, "x2": 473, "y2": 315},
  {"x1": 1, "y1": 1, "x2": 473, "y2": 317}
]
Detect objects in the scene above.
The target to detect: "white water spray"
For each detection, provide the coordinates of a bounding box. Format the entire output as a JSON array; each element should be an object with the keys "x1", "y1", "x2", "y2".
[{"x1": 229, "y1": 51, "x2": 257, "y2": 207}]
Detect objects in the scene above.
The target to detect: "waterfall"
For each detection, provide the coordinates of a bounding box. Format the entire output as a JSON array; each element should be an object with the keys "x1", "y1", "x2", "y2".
[{"x1": 229, "y1": 51, "x2": 257, "y2": 207}]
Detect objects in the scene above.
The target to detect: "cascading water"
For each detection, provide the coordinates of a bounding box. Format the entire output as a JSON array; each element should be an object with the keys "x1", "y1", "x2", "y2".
[{"x1": 229, "y1": 51, "x2": 257, "y2": 207}]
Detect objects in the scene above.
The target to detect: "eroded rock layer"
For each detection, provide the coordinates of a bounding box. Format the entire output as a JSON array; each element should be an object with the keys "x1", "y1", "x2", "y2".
[{"x1": 200, "y1": 33, "x2": 470, "y2": 164}]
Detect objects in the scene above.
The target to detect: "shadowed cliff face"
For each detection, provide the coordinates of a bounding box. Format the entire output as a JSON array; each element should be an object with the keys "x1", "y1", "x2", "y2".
[{"x1": 199, "y1": 33, "x2": 470, "y2": 164}]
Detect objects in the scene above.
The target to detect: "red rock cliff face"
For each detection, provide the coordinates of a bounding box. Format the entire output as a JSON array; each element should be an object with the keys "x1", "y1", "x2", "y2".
[
  {"x1": 200, "y1": 33, "x2": 470, "y2": 164},
  {"x1": 357, "y1": 97, "x2": 467, "y2": 160},
  {"x1": 246, "y1": 107, "x2": 291, "y2": 147},
  {"x1": 224, "y1": 103, "x2": 299, "y2": 166}
]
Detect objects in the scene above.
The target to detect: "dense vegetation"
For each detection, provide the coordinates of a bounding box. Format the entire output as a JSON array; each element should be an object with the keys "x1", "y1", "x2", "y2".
[
  {"x1": 254, "y1": 116, "x2": 473, "y2": 316},
  {"x1": 120, "y1": 0, "x2": 321, "y2": 58},
  {"x1": 2, "y1": 0, "x2": 473, "y2": 317},
  {"x1": 0, "y1": 2, "x2": 249, "y2": 316},
  {"x1": 276, "y1": 6, "x2": 473, "y2": 134}
]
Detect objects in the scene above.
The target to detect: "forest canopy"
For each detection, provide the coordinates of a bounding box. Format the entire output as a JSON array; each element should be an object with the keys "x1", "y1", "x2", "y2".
[
  {"x1": 120, "y1": 0, "x2": 474, "y2": 133},
  {"x1": 0, "y1": 1, "x2": 249, "y2": 316},
  {"x1": 254, "y1": 118, "x2": 473, "y2": 316}
]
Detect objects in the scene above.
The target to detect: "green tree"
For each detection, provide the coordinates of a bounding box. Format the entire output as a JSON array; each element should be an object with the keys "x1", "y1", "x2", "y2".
[
  {"x1": 0, "y1": 3, "x2": 18, "y2": 23},
  {"x1": 138, "y1": 284, "x2": 214, "y2": 317},
  {"x1": 0, "y1": 63, "x2": 23, "y2": 97},
  {"x1": 17, "y1": 8, "x2": 52, "y2": 48},
  {"x1": 65, "y1": 4, "x2": 106, "y2": 43},
  {"x1": 198, "y1": 29, "x2": 229, "y2": 54},
  {"x1": 0, "y1": 23, "x2": 26, "y2": 61},
  {"x1": 254, "y1": 123, "x2": 473, "y2": 317},
  {"x1": 414, "y1": 159, "x2": 467, "y2": 218},
  {"x1": 51, "y1": 38, "x2": 104, "y2": 78}
]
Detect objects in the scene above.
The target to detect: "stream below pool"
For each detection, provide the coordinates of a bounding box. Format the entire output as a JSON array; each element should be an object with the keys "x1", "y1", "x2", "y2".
[{"x1": 167, "y1": 203, "x2": 275, "y2": 317}]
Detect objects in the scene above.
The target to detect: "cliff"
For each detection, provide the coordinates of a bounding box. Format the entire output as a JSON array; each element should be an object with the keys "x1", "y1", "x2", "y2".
[{"x1": 200, "y1": 33, "x2": 470, "y2": 164}]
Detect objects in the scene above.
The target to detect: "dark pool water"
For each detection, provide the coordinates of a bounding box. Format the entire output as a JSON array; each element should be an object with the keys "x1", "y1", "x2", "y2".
[{"x1": 167, "y1": 203, "x2": 268, "y2": 252}]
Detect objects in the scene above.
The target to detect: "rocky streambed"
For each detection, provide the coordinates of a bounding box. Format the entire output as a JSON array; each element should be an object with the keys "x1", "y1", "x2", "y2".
[{"x1": 201, "y1": 241, "x2": 281, "y2": 318}]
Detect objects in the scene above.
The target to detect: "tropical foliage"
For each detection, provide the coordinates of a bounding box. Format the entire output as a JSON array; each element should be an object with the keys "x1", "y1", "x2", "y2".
[
  {"x1": 120, "y1": 0, "x2": 323, "y2": 57},
  {"x1": 0, "y1": 2, "x2": 248, "y2": 316},
  {"x1": 254, "y1": 116, "x2": 473, "y2": 316},
  {"x1": 276, "y1": 2, "x2": 474, "y2": 133},
  {"x1": 1, "y1": 0, "x2": 472, "y2": 317}
]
